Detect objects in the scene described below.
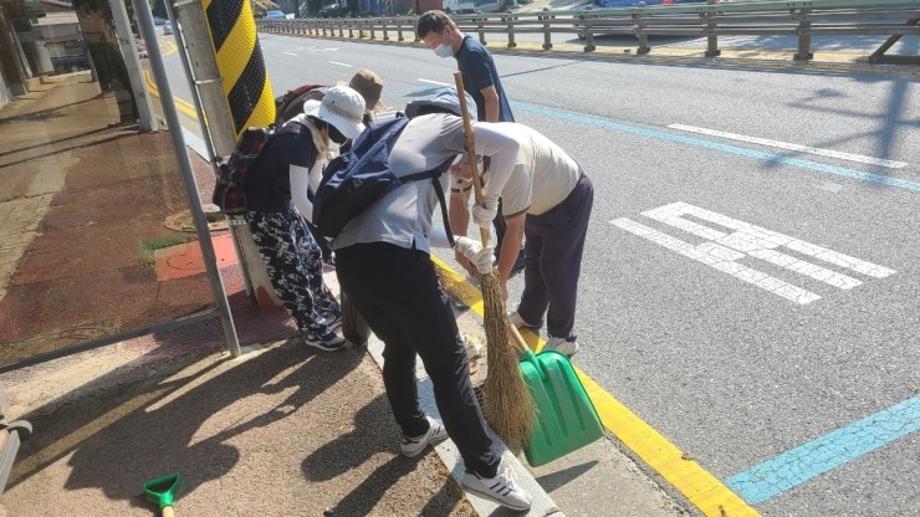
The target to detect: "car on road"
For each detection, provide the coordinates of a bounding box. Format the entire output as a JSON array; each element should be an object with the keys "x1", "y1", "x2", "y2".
[
  {"x1": 263, "y1": 9, "x2": 287, "y2": 20},
  {"x1": 592, "y1": 0, "x2": 706, "y2": 6},
  {"x1": 163, "y1": 20, "x2": 174, "y2": 35},
  {"x1": 576, "y1": 0, "x2": 709, "y2": 39},
  {"x1": 319, "y1": 1, "x2": 348, "y2": 18}
]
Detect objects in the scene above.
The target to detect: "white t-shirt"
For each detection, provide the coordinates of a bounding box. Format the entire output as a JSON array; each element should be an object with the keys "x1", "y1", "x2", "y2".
[{"x1": 451, "y1": 122, "x2": 582, "y2": 216}]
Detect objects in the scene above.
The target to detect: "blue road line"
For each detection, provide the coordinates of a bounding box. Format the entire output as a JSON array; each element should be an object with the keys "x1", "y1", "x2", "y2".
[
  {"x1": 511, "y1": 101, "x2": 920, "y2": 193},
  {"x1": 726, "y1": 394, "x2": 920, "y2": 505}
]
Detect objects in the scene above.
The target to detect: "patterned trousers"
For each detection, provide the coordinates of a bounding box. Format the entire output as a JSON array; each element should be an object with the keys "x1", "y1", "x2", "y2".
[{"x1": 246, "y1": 203, "x2": 340, "y2": 339}]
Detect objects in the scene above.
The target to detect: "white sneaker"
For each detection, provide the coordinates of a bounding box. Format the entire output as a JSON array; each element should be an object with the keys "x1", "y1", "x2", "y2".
[
  {"x1": 400, "y1": 417, "x2": 448, "y2": 458},
  {"x1": 546, "y1": 336, "x2": 579, "y2": 357},
  {"x1": 508, "y1": 311, "x2": 540, "y2": 329},
  {"x1": 462, "y1": 465, "x2": 533, "y2": 512}
]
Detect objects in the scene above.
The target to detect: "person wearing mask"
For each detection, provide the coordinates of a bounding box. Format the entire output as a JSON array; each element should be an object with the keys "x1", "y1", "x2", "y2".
[
  {"x1": 243, "y1": 86, "x2": 367, "y2": 351},
  {"x1": 416, "y1": 10, "x2": 526, "y2": 276},
  {"x1": 331, "y1": 90, "x2": 532, "y2": 511},
  {"x1": 274, "y1": 69, "x2": 386, "y2": 264}
]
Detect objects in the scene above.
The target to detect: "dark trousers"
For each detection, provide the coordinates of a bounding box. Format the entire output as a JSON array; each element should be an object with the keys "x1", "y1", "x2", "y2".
[
  {"x1": 517, "y1": 174, "x2": 593, "y2": 341},
  {"x1": 336, "y1": 243, "x2": 500, "y2": 477},
  {"x1": 307, "y1": 220, "x2": 333, "y2": 261}
]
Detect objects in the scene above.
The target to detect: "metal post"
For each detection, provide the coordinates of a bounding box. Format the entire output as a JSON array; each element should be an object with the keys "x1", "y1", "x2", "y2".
[
  {"x1": 869, "y1": 18, "x2": 919, "y2": 64},
  {"x1": 478, "y1": 16, "x2": 487, "y2": 45},
  {"x1": 370, "y1": 21, "x2": 376, "y2": 40},
  {"x1": 397, "y1": 17, "x2": 404, "y2": 41},
  {"x1": 131, "y1": 0, "x2": 241, "y2": 357},
  {"x1": 163, "y1": 0, "x2": 217, "y2": 161},
  {"x1": 583, "y1": 14, "x2": 595, "y2": 52},
  {"x1": 383, "y1": 19, "x2": 389, "y2": 41},
  {"x1": 794, "y1": 8, "x2": 813, "y2": 61},
  {"x1": 171, "y1": 0, "x2": 280, "y2": 307},
  {"x1": 542, "y1": 8, "x2": 552, "y2": 50},
  {"x1": 108, "y1": 0, "x2": 158, "y2": 132},
  {"x1": 506, "y1": 14, "x2": 516, "y2": 49},
  {"x1": 171, "y1": 0, "x2": 237, "y2": 158},
  {"x1": 636, "y1": 13, "x2": 650, "y2": 55}
]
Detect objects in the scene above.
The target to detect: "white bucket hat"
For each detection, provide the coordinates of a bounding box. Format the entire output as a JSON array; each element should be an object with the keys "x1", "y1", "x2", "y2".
[{"x1": 303, "y1": 85, "x2": 366, "y2": 140}]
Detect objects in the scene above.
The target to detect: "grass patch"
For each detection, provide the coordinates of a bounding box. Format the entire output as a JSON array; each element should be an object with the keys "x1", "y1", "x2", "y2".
[{"x1": 138, "y1": 232, "x2": 197, "y2": 266}]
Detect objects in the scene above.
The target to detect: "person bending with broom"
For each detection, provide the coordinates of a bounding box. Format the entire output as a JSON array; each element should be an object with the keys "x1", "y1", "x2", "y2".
[
  {"x1": 331, "y1": 89, "x2": 533, "y2": 511},
  {"x1": 451, "y1": 118, "x2": 593, "y2": 358}
]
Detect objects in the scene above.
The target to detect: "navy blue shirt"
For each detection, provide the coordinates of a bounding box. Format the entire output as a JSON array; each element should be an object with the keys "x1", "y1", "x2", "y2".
[
  {"x1": 244, "y1": 127, "x2": 317, "y2": 212},
  {"x1": 455, "y1": 36, "x2": 514, "y2": 123}
]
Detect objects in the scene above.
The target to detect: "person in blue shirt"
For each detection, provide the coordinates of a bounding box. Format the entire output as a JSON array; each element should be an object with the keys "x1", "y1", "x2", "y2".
[{"x1": 417, "y1": 10, "x2": 525, "y2": 275}]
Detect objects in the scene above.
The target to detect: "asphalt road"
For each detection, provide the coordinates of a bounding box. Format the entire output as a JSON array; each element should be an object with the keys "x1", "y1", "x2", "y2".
[{"x1": 161, "y1": 32, "x2": 920, "y2": 516}]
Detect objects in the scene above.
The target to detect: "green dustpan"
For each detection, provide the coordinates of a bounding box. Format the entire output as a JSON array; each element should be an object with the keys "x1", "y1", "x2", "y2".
[
  {"x1": 519, "y1": 349, "x2": 604, "y2": 467},
  {"x1": 144, "y1": 472, "x2": 181, "y2": 516}
]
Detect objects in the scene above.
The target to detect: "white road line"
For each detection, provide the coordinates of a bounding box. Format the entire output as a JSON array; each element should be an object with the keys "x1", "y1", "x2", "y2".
[
  {"x1": 329, "y1": 60, "x2": 352, "y2": 68},
  {"x1": 283, "y1": 51, "x2": 298, "y2": 57},
  {"x1": 611, "y1": 217, "x2": 822, "y2": 305},
  {"x1": 645, "y1": 202, "x2": 896, "y2": 279},
  {"x1": 668, "y1": 124, "x2": 908, "y2": 169},
  {"x1": 418, "y1": 78, "x2": 451, "y2": 87}
]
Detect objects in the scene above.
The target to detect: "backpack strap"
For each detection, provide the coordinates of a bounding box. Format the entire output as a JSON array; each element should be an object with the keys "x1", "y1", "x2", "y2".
[
  {"x1": 432, "y1": 173, "x2": 455, "y2": 248},
  {"x1": 402, "y1": 157, "x2": 455, "y2": 248}
]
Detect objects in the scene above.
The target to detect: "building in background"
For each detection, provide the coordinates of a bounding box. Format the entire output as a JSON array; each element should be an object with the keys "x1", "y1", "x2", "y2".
[{"x1": 35, "y1": 9, "x2": 88, "y2": 74}]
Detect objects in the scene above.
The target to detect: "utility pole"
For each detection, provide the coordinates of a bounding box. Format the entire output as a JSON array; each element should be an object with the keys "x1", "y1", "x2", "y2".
[
  {"x1": 169, "y1": 0, "x2": 281, "y2": 307},
  {"x1": 109, "y1": 0, "x2": 159, "y2": 132}
]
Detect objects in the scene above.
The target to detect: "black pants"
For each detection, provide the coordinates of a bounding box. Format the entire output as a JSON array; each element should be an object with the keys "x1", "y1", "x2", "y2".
[
  {"x1": 336, "y1": 243, "x2": 500, "y2": 477},
  {"x1": 307, "y1": 220, "x2": 333, "y2": 261}
]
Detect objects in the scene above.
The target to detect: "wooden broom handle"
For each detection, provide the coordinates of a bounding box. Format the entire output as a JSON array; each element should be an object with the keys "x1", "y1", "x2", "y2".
[
  {"x1": 452, "y1": 72, "x2": 490, "y2": 248},
  {"x1": 452, "y1": 72, "x2": 530, "y2": 356}
]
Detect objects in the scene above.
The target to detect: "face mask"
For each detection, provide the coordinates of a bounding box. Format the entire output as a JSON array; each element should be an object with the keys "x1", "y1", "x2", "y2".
[
  {"x1": 434, "y1": 42, "x2": 452, "y2": 58},
  {"x1": 330, "y1": 131, "x2": 348, "y2": 145}
]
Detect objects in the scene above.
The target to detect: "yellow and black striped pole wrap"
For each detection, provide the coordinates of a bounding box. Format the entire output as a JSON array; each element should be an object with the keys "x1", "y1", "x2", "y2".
[{"x1": 202, "y1": 0, "x2": 275, "y2": 135}]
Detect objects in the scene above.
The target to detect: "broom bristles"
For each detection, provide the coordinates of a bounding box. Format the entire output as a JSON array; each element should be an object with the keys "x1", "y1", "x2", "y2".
[{"x1": 480, "y1": 272, "x2": 536, "y2": 450}]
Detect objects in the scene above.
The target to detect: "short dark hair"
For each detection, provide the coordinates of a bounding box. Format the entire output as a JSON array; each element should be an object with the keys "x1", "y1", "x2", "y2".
[{"x1": 416, "y1": 10, "x2": 456, "y2": 39}]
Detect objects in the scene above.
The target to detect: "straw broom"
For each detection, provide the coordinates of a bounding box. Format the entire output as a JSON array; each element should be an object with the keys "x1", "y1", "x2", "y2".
[{"x1": 453, "y1": 72, "x2": 535, "y2": 450}]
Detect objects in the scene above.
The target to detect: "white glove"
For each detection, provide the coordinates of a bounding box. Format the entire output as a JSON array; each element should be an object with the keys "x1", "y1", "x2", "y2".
[
  {"x1": 471, "y1": 197, "x2": 499, "y2": 230},
  {"x1": 453, "y1": 236, "x2": 495, "y2": 275}
]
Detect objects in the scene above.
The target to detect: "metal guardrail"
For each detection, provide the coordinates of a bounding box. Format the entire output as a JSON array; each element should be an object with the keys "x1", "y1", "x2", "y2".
[{"x1": 257, "y1": 0, "x2": 920, "y2": 63}]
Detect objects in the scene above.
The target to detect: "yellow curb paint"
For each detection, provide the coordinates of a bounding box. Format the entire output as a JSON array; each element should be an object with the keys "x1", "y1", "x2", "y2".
[
  {"x1": 143, "y1": 69, "x2": 200, "y2": 121},
  {"x1": 161, "y1": 38, "x2": 178, "y2": 57},
  {"x1": 429, "y1": 255, "x2": 759, "y2": 517}
]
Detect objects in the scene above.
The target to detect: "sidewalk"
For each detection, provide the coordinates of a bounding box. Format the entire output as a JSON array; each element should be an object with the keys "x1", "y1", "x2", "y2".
[
  {"x1": 0, "y1": 70, "x2": 689, "y2": 516},
  {"x1": 1, "y1": 341, "x2": 473, "y2": 516}
]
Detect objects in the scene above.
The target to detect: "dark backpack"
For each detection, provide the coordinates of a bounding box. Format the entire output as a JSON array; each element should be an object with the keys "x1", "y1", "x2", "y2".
[
  {"x1": 312, "y1": 115, "x2": 454, "y2": 244},
  {"x1": 275, "y1": 83, "x2": 324, "y2": 124},
  {"x1": 212, "y1": 122, "x2": 305, "y2": 215}
]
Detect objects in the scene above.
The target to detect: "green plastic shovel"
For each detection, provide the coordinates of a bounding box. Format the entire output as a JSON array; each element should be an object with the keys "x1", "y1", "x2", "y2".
[
  {"x1": 144, "y1": 472, "x2": 181, "y2": 517},
  {"x1": 508, "y1": 326, "x2": 604, "y2": 467}
]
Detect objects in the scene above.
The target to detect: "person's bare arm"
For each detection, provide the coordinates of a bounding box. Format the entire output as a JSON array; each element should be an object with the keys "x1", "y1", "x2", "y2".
[
  {"x1": 496, "y1": 212, "x2": 526, "y2": 299},
  {"x1": 480, "y1": 85, "x2": 500, "y2": 123}
]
